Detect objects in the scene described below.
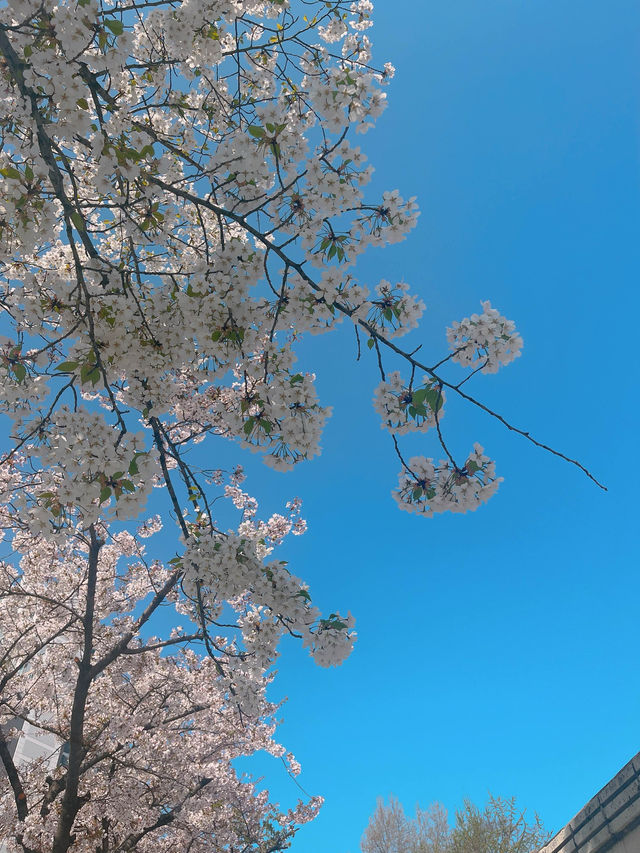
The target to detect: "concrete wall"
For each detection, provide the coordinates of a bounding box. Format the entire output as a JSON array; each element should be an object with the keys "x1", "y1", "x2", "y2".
[
  {"x1": 8, "y1": 718, "x2": 61, "y2": 772},
  {"x1": 540, "y1": 752, "x2": 640, "y2": 853},
  {"x1": 2, "y1": 715, "x2": 62, "y2": 772}
]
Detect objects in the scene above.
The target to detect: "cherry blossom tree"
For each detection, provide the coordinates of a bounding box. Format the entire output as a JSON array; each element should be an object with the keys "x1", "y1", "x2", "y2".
[
  {"x1": 0, "y1": 0, "x2": 603, "y2": 850},
  {"x1": 0, "y1": 477, "x2": 323, "y2": 851}
]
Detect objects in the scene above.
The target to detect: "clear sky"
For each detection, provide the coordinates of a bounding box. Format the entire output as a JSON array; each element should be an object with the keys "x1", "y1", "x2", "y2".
[{"x1": 225, "y1": 1, "x2": 640, "y2": 850}]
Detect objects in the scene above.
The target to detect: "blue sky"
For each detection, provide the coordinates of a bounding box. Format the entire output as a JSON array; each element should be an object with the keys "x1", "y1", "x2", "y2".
[{"x1": 225, "y1": 1, "x2": 640, "y2": 850}]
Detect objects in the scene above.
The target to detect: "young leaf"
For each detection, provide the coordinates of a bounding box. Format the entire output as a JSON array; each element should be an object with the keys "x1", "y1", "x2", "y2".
[
  {"x1": 70, "y1": 211, "x2": 85, "y2": 232},
  {"x1": 104, "y1": 18, "x2": 124, "y2": 35},
  {"x1": 0, "y1": 166, "x2": 21, "y2": 180}
]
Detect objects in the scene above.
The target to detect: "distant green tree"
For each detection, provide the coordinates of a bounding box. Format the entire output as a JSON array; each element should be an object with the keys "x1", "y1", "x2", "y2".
[
  {"x1": 361, "y1": 793, "x2": 551, "y2": 853},
  {"x1": 448, "y1": 795, "x2": 550, "y2": 853}
]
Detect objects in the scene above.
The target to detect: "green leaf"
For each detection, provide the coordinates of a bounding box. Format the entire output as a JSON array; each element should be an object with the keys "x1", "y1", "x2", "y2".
[
  {"x1": 424, "y1": 388, "x2": 444, "y2": 413},
  {"x1": 259, "y1": 419, "x2": 272, "y2": 434},
  {"x1": 23, "y1": 44, "x2": 33, "y2": 58},
  {"x1": 243, "y1": 417, "x2": 255, "y2": 435},
  {"x1": 76, "y1": 97, "x2": 89, "y2": 110},
  {"x1": 99, "y1": 486, "x2": 111, "y2": 503},
  {"x1": 290, "y1": 373, "x2": 303, "y2": 384},
  {"x1": 80, "y1": 361, "x2": 100, "y2": 385},
  {"x1": 248, "y1": 125, "x2": 264, "y2": 138},
  {"x1": 382, "y1": 307, "x2": 393, "y2": 321},
  {"x1": 104, "y1": 18, "x2": 124, "y2": 35},
  {"x1": 186, "y1": 283, "x2": 204, "y2": 298},
  {"x1": 70, "y1": 211, "x2": 85, "y2": 232},
  {"x1": 412, "y1": 487, "x2": 423, "y2": 500},
  {"x1": 128, "y1": 459, "x2": 139, "y2": 475},
  {"x1": 13, "y1": 363, "x2": 26, "y2": 383},
  {"x1": 121, "y1": 479, "x2": 135, "y2": 492},
  {"x1": 24, "y1": 165, "x2": 34, "y2": 181},
  {"x1": 0, "y1": 167, "x2": 21, "y2": 180},
  {"x1": 466, "y1": 460, "x2": 480, "y2": 474},
  {"x1": 56, "y1": 361, "x2": 79, "y2": 372},
  {"x1": 366, "y1": 338, "x2": 375, "y2": 350}
]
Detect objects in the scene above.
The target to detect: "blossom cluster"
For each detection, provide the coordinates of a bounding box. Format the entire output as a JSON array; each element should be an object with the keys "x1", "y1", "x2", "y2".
[
  {"x1": 393, "y1": 445, "x2": 503, "y2": 517},
  {"x1": 367, "y1": 279, "x2": 425, "y2": 338},
  {"x1": 447, "y1": 301, "x2": 523, "y2": 373},
  {"x1": 181, "y1": 529, "x2": 356, "y2": 671},
  {"x1": 13, "y1": 407, "x2": 160, "y2": 534},
  {"x1": 373, "y1": 372, "x2": 445, "y2": 434}
]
